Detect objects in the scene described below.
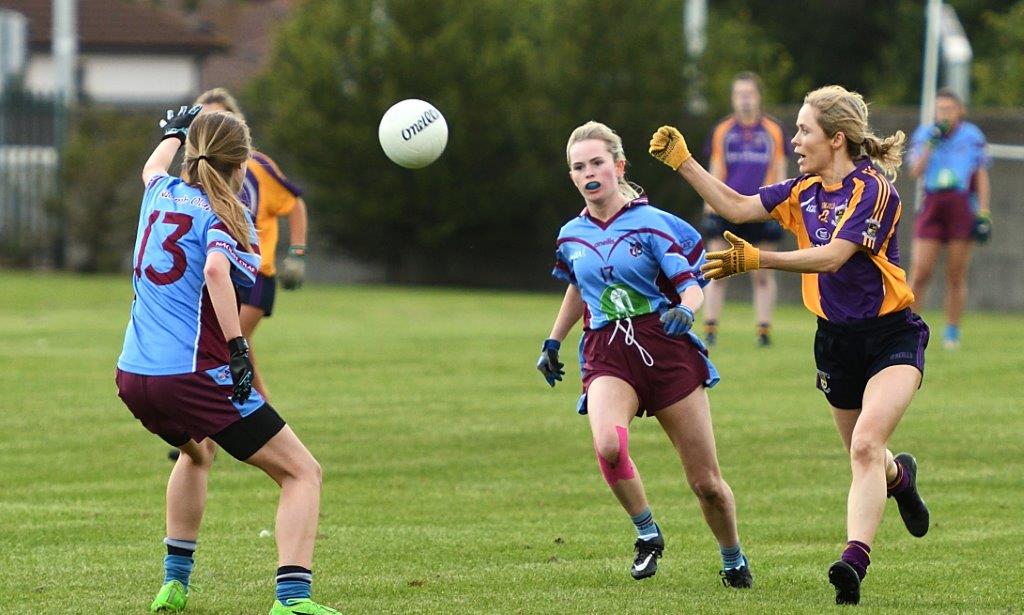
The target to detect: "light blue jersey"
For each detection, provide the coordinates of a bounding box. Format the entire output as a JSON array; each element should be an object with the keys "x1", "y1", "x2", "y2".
[
  {"x1": 552, "y1": 196, "x2": 708, "y2": 329},
  {"x1": 909, "y1": 121, "x2": 989, "y2": 194},
  {"x1": 118, "y1": 174, "x2": 261, "y2": 376},
  {"x1": 550, "y1": 196, "x2": 719, "y2": 411}
]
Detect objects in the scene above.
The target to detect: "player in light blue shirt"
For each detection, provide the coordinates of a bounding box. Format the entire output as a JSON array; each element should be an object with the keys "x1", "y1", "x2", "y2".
[
  {"x1": 907, "y1": 88, "x2": 992, "y2": 348},
  {"x1": 115, "y1": 107, "x2": 340, "y2": 615},
  {"x1": 536, "y1": 121, "x2": 752, "y2": 587}
]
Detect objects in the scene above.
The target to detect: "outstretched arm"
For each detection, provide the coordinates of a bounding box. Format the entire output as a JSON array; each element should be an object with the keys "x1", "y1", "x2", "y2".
[
  {"x1": 649, "y1": 126, "x2": 770, "y2": 223},
  {"x1": 701, "y1": 232, "x2": 861, "y2": 280}
]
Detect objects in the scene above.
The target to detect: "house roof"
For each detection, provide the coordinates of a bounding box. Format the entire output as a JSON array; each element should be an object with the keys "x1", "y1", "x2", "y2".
[{"x1": 0, "y1": 0, "x2": 226, "y2": 54}]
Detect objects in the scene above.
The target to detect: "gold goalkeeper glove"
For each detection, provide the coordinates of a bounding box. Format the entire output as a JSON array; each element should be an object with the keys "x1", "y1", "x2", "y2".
[
  {"x1": 648, "y1": 125, "x2": 692, "y2": 170},
  {"x1": 700, "y1": 231, "x2": 760, "y2": 280}
]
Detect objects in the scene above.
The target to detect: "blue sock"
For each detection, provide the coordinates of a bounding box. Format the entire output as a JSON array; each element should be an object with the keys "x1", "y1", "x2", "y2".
[
  {"x1": 720, "y1": 543, "x2": 745, "y2": 570},
  {"x1": 630, "y1": 507, "x2": 659, "y2": 541},
  {"x1": 276, "y1": 565, "x2": 312, "y2": 604},
  {"x1": 945, "y1": 323, "x2": 960, "y2": 341},
  {"x1": 163, "y1": 537, "x2": 196, "y2": 587}
]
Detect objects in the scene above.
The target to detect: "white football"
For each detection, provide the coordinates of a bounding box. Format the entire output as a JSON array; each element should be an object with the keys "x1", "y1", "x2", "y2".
[{"x1": 377, "y1": 99, "x2": 448, "y2": 169}]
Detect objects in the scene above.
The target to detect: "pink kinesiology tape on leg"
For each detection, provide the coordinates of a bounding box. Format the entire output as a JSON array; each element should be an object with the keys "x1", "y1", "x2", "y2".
[{"x1": 596, "y1": 425, "x2": 636, "y2": 486}]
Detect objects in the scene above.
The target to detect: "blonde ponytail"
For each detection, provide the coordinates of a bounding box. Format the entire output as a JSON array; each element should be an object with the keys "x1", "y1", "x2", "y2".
[
  {"x1": 862, "y1": 131, "x2": 906, "y2": 179},
  {"x1": 182, "y1": 112, "x2": 254, "y2": 252}
]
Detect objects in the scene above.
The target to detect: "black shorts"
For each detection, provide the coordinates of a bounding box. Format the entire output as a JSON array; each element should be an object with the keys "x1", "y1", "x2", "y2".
[
  {"x1": 153, "y1": 404, "x2": 286, "y2": 461},
  {"x1": 236, "y1": 273, "x2": 277, "y2": 316},
  {"x1": 813, "y1": 309, "x2": 930, "y2": 410},
  {"x1": 702, "y1": 213, "x2": 783, "y2": 244}
]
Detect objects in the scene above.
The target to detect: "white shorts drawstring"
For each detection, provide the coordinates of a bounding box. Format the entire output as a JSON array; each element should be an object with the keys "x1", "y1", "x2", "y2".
[{"x1": 608, "y1": 317, "x2": 655, "y2": 367}]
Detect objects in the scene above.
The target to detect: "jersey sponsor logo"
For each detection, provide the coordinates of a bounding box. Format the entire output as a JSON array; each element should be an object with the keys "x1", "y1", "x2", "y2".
[
  {"x1": 834, "y1": 201, "x2": 848, "y2": 224},
  {"x1": 801, "y1": 196, "x2": 817, "y2": 213},
  {"x1": 815, "y1": 227, "x2": 832, "y2": 241},
  {"x1": 568, "y1": 249, "x2": 585, "y2": 262},
  {"x1": 159, "y1": 189, "x2": 211, "y2": 212},
  {"x1": 599, "y1": 284, "x2": 651, "y2": 320}
]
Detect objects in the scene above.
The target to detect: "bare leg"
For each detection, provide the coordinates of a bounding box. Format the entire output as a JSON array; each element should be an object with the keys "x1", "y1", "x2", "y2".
[
  {"x1": 908, "y1": 238, "x2": 941, "y2": 314},
  {"x1": 166, "y1": 439, "x2": 217, "y2": 541},
  {"x1": 944, "y1": 239, "x2": 974, "y2": 328},
  {"x1": 586, "y1": 376, "x2": 648, "y2": 516},
  {"x1": 240, "y1": 304, "x2": 271, "y2": 402},
  {"x1": 833, "y1": 366, "x2": 920, "y2": 545},
  {"x1": 752, "y1": 240, "x2": 778, "y2": 342},
  {"x1": 245, "y1": 426, "x2": 323, "y2": 567},
  {"x1": 655, "y1": 386, "x2": 739, "y2": 548}
]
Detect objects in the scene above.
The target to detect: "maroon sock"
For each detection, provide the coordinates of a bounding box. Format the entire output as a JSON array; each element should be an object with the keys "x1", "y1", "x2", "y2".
[
  {"x1": 841, "y1": 540, "x2": 871, "y2": 580},
  {"x1": 887, "y1": 458, "x2": 910, "y2": 496}
]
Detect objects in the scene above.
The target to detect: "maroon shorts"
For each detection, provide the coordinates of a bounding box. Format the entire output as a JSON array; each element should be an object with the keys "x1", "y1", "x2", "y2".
[
  {"x1": 116, "y1": 368, "x2": 252, "y2": 444},
  {"x1": 913, "y1": 191, "x2": 974, "y2": 242},
  {"x1": 582, "y1": 313, "x2": 710, "y2": 416}
]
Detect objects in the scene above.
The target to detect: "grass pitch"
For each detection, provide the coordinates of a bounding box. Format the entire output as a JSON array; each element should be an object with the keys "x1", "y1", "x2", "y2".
[{"x1": 0, "y1": 271, "x2": 1021, "y2": 614}]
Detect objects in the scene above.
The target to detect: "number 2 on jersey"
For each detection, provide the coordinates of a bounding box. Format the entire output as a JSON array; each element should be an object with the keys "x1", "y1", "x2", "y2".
[{"x1": 135, "y1": 209, "x2": 194, "y2": 285}]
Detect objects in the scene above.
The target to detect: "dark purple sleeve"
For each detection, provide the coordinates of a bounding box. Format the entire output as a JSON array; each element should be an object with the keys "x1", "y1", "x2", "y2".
[{"x1": 759, "y1": 178, "x2": 797, "y2": 213}]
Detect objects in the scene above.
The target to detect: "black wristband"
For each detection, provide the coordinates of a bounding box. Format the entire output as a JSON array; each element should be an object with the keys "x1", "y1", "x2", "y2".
[
  {"x1": 228, "y1": 336, "x2": 249, "y2": 357},
  {"x1": 160, "y1": 132, "x2": 186, "y2": 145}
]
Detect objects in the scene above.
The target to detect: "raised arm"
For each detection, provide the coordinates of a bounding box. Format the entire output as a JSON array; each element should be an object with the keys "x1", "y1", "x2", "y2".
[
  {"x1": 649, "y1": 126, "x2": 770, "y2": 224},
  {"x1": 142, "y1": 105, "x2": 203, "y2": 184}
]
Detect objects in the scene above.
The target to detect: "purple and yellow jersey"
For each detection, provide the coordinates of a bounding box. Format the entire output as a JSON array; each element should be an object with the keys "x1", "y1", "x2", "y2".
[
  {"x1": 759, "y1": 158, "x2": 914, "y2": 323},
  {"x1": 551, "y1": 197, "x2": 707, "y2": 331},
  {"x1": 241, "y1": 152, "x2": 303, "y2": 277},
  {"x1": 118, "y1": 174, "x2": 261, "y2": 376},
  {"x1": 909, "y1": 121, "x2": 989, "y2": 194},
  {"x1": 705, "y1": 115, "x2": 789, "y2": 195}
]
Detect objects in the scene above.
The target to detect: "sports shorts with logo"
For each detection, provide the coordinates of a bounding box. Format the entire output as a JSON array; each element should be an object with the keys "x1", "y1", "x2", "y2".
[{"x1": 813, "y1": 309, "x2": 930, "y2": 410}]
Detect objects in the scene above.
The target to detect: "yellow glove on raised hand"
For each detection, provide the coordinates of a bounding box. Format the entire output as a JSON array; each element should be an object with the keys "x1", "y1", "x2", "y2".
[
  {"x1": 700, "y1": 231, "x2": 760, "y2": 280},
  {"x1": 648, "y1": 125, "x2": 692, "y2": 170}
]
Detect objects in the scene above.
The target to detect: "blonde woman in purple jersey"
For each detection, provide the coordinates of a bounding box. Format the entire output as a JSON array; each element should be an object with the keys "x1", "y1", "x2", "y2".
[{"x1": 650, "y1": 85, "x2": 931, "y2": 606}]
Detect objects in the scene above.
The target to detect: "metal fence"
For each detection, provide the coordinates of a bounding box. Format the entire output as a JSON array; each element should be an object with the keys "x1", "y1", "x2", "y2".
[{"x1": 0, "y1": 90, "x2": 60, "y2": 265}]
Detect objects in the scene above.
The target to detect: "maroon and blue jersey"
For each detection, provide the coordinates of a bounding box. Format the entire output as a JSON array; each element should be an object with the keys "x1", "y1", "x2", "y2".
[
  {"x1": 706, "y1": 115, "x2": 789, "y2": 196},
  {"x1": 759, "y1": 158, "x2": 915, "y2": 323},
  {"x1": 551, "y1": 196, "x2": 707, "y2": 330},
  {"x1": 118, "y1": 174, "x2": 261, "y2": 376},
  {"x1": 909, "y1": 120, "x2": 989, "y2": 194}
]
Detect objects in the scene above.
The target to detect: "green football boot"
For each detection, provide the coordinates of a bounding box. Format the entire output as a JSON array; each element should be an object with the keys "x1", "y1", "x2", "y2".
[
  {"x1": 269, "y1": 598, "x2": 342, "y2": 614},
  {"x1": 150, "y1": 580, "x2": 188, "y2": 612}
]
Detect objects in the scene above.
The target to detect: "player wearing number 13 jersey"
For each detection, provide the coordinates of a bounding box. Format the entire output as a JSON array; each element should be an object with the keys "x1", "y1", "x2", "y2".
[
  {"x1": 116, "y1": 108, "x2": 339, "y2": 615},
  {"x1": 118, "y1": 171, "x2": 261, "y2": 376}
]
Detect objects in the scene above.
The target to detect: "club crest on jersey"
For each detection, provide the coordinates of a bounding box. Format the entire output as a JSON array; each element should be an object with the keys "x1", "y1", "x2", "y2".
[
  {"x1": 863, "y1": 218, "x2": 881, "y2": 241},
  {"x1": 628, "y1": 240, "x2": 643, "y2": 257},
  {"x1": 599, "y1": 284, "x2": 651, "y2": 319}
]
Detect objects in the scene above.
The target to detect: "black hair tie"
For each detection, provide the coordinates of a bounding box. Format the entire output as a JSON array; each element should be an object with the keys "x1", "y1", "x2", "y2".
[{"x1": 197, "y1": 155, "x2": 210, "y2": 162}]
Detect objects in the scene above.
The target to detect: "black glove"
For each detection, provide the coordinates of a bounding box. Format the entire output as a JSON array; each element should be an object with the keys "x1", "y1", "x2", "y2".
[
  {"x1": 159, "y1": 104, "x2": 203, "y2": 144},
  {"x1": 927, "y1": 120, "x2": 952, "y2": 147},
  {"x1": 536, "y1": 338, "x2": 565, "y2": 387},
  {"x1": 973, "y1": 212, "x2": 992, "y2": 244},
  {"x1": 227, "y1": 336, "x2": 254, "y2": 403}
]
